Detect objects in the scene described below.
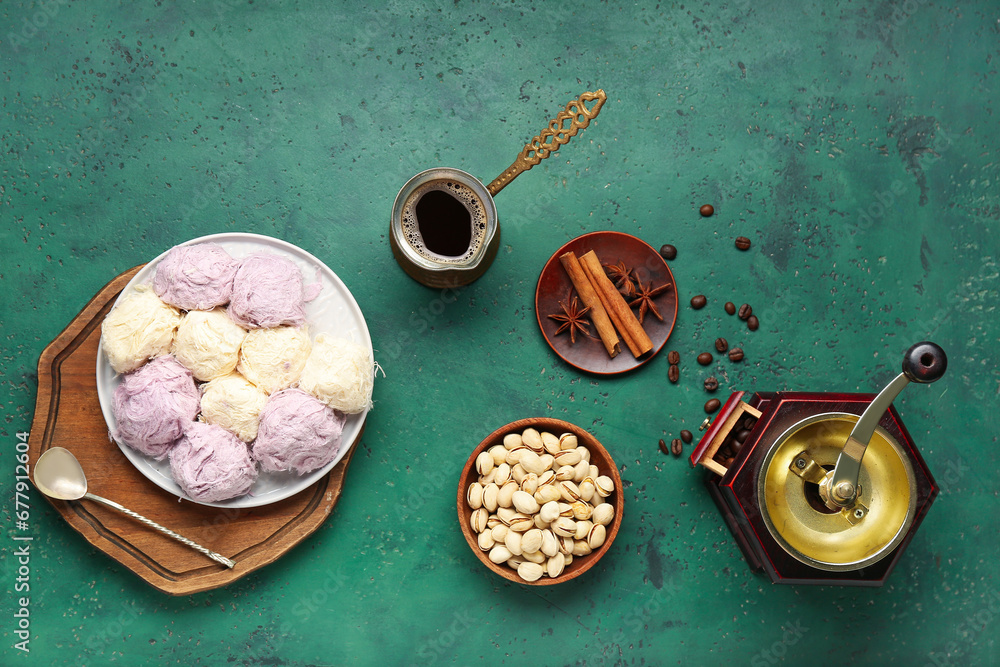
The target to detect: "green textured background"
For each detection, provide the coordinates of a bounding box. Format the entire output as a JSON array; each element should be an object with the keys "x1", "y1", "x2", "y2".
[{"x1": 2, "y1": 1, "x2": 998, "y2": 664}]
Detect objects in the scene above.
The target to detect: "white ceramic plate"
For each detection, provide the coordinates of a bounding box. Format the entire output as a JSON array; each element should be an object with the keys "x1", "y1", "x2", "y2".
[{"x1": 96, "y1": 233, "x2": 372, "y2": 508}]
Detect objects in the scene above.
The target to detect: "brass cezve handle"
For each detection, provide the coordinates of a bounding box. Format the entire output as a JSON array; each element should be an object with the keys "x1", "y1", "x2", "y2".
[{"x1": 486, "y1": 89, "x2": 607, "y2": 197}]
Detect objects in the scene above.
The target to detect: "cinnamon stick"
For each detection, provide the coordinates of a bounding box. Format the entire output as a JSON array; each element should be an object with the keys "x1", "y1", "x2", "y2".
[
  {"x1": 579, "y1": 250, "x2": 653, "y2": 358},
  {"x1": 559, "y1": 251, "x2": 620, "y2": 358}
]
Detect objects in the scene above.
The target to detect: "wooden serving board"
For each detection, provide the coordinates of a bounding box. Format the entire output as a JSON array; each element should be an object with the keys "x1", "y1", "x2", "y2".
[{"x1": 27, "y1": 267, "x2": 361, "y2": 595}]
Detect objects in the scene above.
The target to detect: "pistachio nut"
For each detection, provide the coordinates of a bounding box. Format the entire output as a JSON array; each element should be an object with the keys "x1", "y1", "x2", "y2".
[
  {"x1": 489, "y1": 545, "x2": 512, "y2": 564},
  {"x1": 497, "y1": 506, "x2": 517, "y2": 525},
  {"x1": 538, "y1": 501, "x2": 560, "y2": 524},
  {"x1": 533, "y1": 514, "x2": 549, "y2": 530},
  {"x1": 478, "y1": 530, "x2": 495, "y2": 551},
  {"x1": 486, "y1": 515, "x2": 502, "y2": 530},
  {"x1": 589, "y1": 464, "x2": 600, "y2": 479},
  {"x1": 511, "y1": 463, "x2": 527, "y2": 484},
  {"x1": 573, "y1": 519, "x2": 594, "y2": 541},
  {"x1": 476, "y1": 451, "x2": 494, "y2": 476},
  {"x1": 508, "y1": 514, "x2": 534, "y2": 532},
  {"x1": 576, "y1": 445, "x2": 591, "y2": 463},
  {"x1": 520, "y1": 450, "x2": 545, "y2": 475},
  {"x1": 504, "y1": 446, "x2": 528, "y2": 466},
  {"x1": 592, "y1": 503, "x2": 614, "y2": 526},
  {"x1": 491, "y1": 524, "x2": 509, "y2": 542},
  {"x1": 558, "y1": 502, "x2": 575, "y2": 518},
  {"x1": 541, "y1": 431, "x2": 561, "y2": 455},
  {"x1": 572, "y1": 460, "x2": 590, "y2": 483},
  {"x1": 541, "y1": 529, "x2": 559, "y2": 558},
  {"x1": 595, "y1": 475, "x2": 615, "y2": 498},
  {"x1": 539, "y1": 454, "x2": 555, "y2": 472},
  {"x1": 552, "y1": 516, "x2": 577, "y2": 538},
  {"x1": 504, "y1": 530, "x2": 523, "y2": 556},
  {"x1": 489, "y1": 444, "x2": 508, "y2": 465},
  {"x1": 559, "y1": 480, "x2": 582, "y2": 502},
  {"x1": 546, "y1": 554, "x2": 565, "y2": 579},
  {"x1": 521, "y1": 549, "x2": 546, "y2": 564},
  {"x1": 506, "y1": 555, "x2": 527, "y2": 568},
  {"x1": 558, "y1": 433, "x2": 578, "y2": 451},
  {"x1": 503, "y1": 432, "x2": 523, "y2": 450},
  {"x1": 587, "y1": 523, "x2": 607, "y2": 550},
  {"x1": 521, "y1": 528, "x2": 543, "y2": 554},
  {"x1": 558, "y1": 536, "x2": 575, "y2": 555},
  {"x1": 480, "y1": 468, "x2": 497, "y2": 485},
  {"x1": 494, "y1": 462, "x2": 512, "y2": 485},
  {"x1": 467, "y1": 482, "x2": 484, "y2": 509},
  {"x1": 512, "y1": 490, "x2": 540, "y2": 515},
  {"x1": 537, "y1": 470, "x2": 556, "y2": 487},
  {"x1": 470, "y1": 508, "x2": 489, "y2": 533},
  {"x1": 563, "y1": 553, "x2": 574, "y2": 567},
  {"x1": 482, "y1": 483, "x2": 500, "y2": 512},
  {"x1": 517, "y1": 561, "x2": 544, "y2": 582},
  {"x1": 572, "y1": 539, "x2": 593, "y2": 557},
  {"x1": 534, "y1": 485, "x2": 561, "y2": 506},
  {"x1": 521, "y1": 428, "x2": 544, "y2": 453},
  {"x1": 554, "y1": 465, "x2": 575, "y2": 482},
  {"x1": 553, "y1": 449, "x2": 582, "y2": 467},
  {"x1": 571, "y1": 501, "x2": 593, "y2": 521},
  {"x1": 578, "y1": 479, "x2": 596, "y2": 503},
  {"x1": 498, "y1": 480, "x2": 518, "y2": 508},
  {"x1": 520, "y1": 472, "x2": 539, "y2": 496}
]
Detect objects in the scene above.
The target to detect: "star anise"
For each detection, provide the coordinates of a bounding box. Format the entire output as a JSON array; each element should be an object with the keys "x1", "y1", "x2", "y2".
[
  {"x1": 629, "y1": 278, "x2": 672, "y2": 324},
  {"x1": 548, "y1": 296, "x2": 592, "y2": 344},
  {"x1": 603, "y1": 261, "x2": 635, "y2": 297}
]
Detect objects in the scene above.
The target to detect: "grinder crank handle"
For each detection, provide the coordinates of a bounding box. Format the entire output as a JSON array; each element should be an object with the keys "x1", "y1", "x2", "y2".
[{"x1": 827, "y1": 342, "x2": 947, "y2": 507}]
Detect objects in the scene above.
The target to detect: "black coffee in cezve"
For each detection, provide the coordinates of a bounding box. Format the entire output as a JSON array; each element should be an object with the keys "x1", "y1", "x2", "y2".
[{"x1": 401, "y1": 179, "x2": 487, "y2": 263}]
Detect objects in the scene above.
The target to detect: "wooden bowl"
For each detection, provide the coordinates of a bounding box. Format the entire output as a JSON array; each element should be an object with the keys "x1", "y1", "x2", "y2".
[{"x1": 457, "y1": 417, "x2": 624, "y2": 585}]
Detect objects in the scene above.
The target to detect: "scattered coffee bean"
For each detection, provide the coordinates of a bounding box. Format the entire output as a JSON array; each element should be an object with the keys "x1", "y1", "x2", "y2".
[
  {"x1": 670, "y1": 439, "x2": 683, "y2": 457},
  {"x1": 735, "y1": 236, "x2": 752, "y2": 251},
  {"x1": 703, "y1": 376, "x2": 719, "y2": 392},
  {"x1": 728, "y1": 347, "x2": 744, "y2": 362},
  {"x1": 667, "y1": 350, "x2": 680, "y2": 365},
  {"x1": 714, "y1": 337, "x2": 728, "y2": 353},
  {"x1": 747, "y1": 315, "x2": 759, "y2": 331},
  {"x1": 659, "y1": 438, "x2": 670, "y2": 455},
  {"x1": 735, "y1": 429, "x2": 750, "y2": 444},
  {"x1": 668, "y1": 364, "x2": 680, "y2": 383},
  {"x1": 659, "y1": 244, "x2": 677, "y2": 261},
  {"x1": 738, "y1": 303, "x2": 753, "y2": 320},
  {"x1": 697, "y1": 352, "x2": 713, "y2": 365},
  {"x1": 724, "y1": 301, "x2": 736, "y2": 315},
  {"x1": 704, "y1": 398, "x2": 721, "y2": 413},
  {"x1": 680, "y1": 429, "x2": 693, "y2": 443},
  {"x1": 690, "y1": 294, "x2": 707, "y2": 309},
  {"x1": 700, "y1": 204, "x2": 714, "y2": 217},
  {"x1": 731, "y1": 440, "x2": 743, "y2": 455}
]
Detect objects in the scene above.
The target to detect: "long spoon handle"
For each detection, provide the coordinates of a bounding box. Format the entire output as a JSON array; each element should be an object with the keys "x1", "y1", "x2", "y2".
[{"x1": 83, "y1": 492, "x2": 236, "y2": 569}]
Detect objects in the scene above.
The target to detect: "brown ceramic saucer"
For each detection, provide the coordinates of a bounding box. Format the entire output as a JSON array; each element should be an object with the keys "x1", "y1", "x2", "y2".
[
  {"x1": 457, "y1": 417, "x2": 624, "y2": 586},
  {"x1": 535, "y1": 231, "x2": 678, "y2": 375}
]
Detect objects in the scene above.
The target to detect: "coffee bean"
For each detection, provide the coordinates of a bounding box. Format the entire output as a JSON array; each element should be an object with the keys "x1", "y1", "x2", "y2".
[
  {"x1": 735, "y1": 236, "x2": 752, "y2": 251},
  {"x1": 735, "y1": 429, "x2": 750, "y2": 444},
  {"x1": 668, "y1": 364, "x2": 680, "y2": 383},
  {"x1": 700, "y1": 204, "x2": 714, "y2": 217},
  {"x1": 738, "y1": 303, "x2": 752, "y2": 320},
  {"x1": 731, "y1": 440, "x2": 743, "y2": 455},
  {"x1": 697, "y1": 352, "x2": 713, "y2": 365},
  {"x1": 724, "y1": 301, "x2": 736, "y2": 315},
  {"x1": 703, "y1": 376, "x2": 719, "y2": 392},
  {"x1": 747, "y1": 315, "x2": 759, "y2": 331},
  {"x1": 680, "y1": 429, "x2": 693, "y2": 443},
  {"x1": 667, "y1": 350, "x2": 680, "y2": 365},
  {"x1": 714, "y1": 337, "x2": 728, "y2": 353},
  {"x1": 741, "y1": 415, "x2": 757, "y2": 429},
  {"x1": 690, "y1": 294, "x2": 707, "y2": 309},
  {"x1": 722, "y1": 456, "x2": 735, "y2": 467},
  {"x1": 670, "y1": 439, "x2": 683, "y2": 457},
  {"x1": 704, "y1": 398, "x2": 721, "y2": 413},
  {"x1": 728, "y1": 347, "x2": 744, "y2": 362},
  {"x1": 659, "y1": 244, "x2": 677, "y2": 261},
  {"x1": 659, "y1": 438, "x2": 670, "y2": 455}
]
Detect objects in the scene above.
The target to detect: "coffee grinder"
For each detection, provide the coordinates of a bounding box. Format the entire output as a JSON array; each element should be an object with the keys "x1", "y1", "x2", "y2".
[{"x1": 690, "y1": 342, "x2": 946, "y2": 586}]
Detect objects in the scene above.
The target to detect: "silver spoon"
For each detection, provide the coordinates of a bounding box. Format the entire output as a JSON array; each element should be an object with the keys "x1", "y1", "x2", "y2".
[{"x1": 33, "y1": 447, "x2": 235, "y2": 569}]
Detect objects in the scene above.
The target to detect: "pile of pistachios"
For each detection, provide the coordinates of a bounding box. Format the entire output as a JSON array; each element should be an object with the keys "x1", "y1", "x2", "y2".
[{"x1": 466, "y1": 427, "x2": 616, "y2": 583}]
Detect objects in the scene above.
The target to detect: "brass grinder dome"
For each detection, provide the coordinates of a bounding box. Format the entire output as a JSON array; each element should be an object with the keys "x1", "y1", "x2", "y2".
[{"x1": 758, "y1": 413, "x2": 918, "y2": 572}]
